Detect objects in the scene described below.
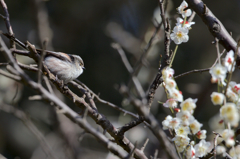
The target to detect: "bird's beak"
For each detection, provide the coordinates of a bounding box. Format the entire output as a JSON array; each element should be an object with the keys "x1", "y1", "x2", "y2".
[{"x1": 82, "y1": 66, "x2": 86, "y2": 70}]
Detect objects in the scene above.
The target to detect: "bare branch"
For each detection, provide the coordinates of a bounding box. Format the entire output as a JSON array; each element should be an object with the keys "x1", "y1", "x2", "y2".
[
  {"x1": 0, "y1": 0, "x2": 15, "y2": 49},
  {"x1": 185, "y1": 0, "x2": 240, "y2": 66},
  {"x1": 174, "y1": 68, "x2": 210, "y2": 79},
  {"x1": 72, "y1": 80, "x2": 140, "y2": 119},
  {"x1": 0, "y1": 68, "x2": 21, "y2": 81},
  {"x1": 147, "y1": 1, "x2": 171, "y2": 108},
  {"x1": 111, "y1": 43, "x2": 146, "y2": 100},
  {"x1": 118, "y1": 116, "x2": 144, "y2": 137},
  {"x1": 140, "y1": 138, "x2": 149, "y2": 152},
  {"x1": 0, "y1": 36, "x2": 147, "y2": 159}
]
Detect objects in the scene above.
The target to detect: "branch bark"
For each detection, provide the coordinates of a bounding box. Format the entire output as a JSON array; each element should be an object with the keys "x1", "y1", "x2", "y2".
[{"x1": 185, "y1": 0, "x2": 240, "y2": 66}]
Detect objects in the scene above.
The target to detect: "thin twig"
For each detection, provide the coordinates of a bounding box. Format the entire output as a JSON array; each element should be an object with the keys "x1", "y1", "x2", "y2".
[
  {"x1": 72, "y1": 80, "x2": 140, "y2": 119},
  {"x1": 153, "y1": 149, "x2": 158, "y2": 159},
  {"x1": 112, "y1": 43, "x2": 133, "y2": 73},
  {"x1": 140, "y1": 138, "x2": 149, "y2": 152},
  {"x1": 147, "y1": 0, "x2": 171, "y2": 108},
  {"x1": 128, "y1": 20, "x2": 163, "y2": 90},
  {"x1": 43, "y1": 76, "x2": 54, "y2": 94},
  {"x1": 125, "y1": 142, "x2": 138, "y2": 159},
  {"x1": 174, "y1": 68, "x2": 210, "y2": 79},
  {"x1": 118, "y1": 116, "x2": 144, "y2": 137},
  {"x1": 174, "y1": 49, "x2": 226, "y2": 79},
  {"x1": 0, "y1": 69, "x2": 21, "y2": 81},
  {"x1": 0, "y1": 0, "x2": 15, "y2": 49},
  {"x1": 212, "y1": 131, "x2": 221, "y2": 159},
  {"x1": 111, "y1": 43, "x2": 146, "y2": 100},
  {"x1": 38, "y1": 39, "x2": 47, "y2": 84},
  {"x1": 0, "y1": 36, "x2": 138, "y2": 159}
]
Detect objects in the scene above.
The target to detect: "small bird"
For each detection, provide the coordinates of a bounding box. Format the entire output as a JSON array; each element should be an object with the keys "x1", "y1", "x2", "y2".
[
  {"x1": 44, "y1": 51, "x2": 85, "y2": 84},
  {"x1": 3, "y1": 33, "x2": 85, "y2": 84}
]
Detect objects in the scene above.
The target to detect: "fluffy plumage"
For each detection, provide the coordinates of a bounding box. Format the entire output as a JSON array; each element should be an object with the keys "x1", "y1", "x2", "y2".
[{"x1": 44, "y1": 53, "x2": 84, "y2": 83}]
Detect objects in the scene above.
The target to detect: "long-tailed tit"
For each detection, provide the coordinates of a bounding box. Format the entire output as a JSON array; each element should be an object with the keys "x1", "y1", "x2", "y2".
[
  {"x1": 3, "y1": 33, "x2": 85, "y2": 84},
  {"x1": 44, "y1": 51, "x2": 85, "y2": 83}
]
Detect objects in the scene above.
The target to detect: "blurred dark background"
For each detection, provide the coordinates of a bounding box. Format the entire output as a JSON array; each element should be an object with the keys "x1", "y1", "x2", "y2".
[{"x1": 0, "y1": 0, "x2": 240, "y2": 158}]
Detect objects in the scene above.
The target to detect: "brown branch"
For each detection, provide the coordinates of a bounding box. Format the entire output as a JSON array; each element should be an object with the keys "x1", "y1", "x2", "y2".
[
  {"x1": 127, "y1": 16, "x2": 164, "y2": 92},
  {"x1": 118, "y1": 84, "x2": 178, "y2": 159},
  {"x1": 0, "y1": 36, "x2": 138, "y2": 159},
  {"x1": 11, "y1": 49, "x2": 31, "y2": 57},
  {"x1": 73, "y1": 80, "x2": 140, "y2": 119},
  {"x1": 0, "y1": 68, "x2": 21, "y2": 81},
  {"x1": 111, "y1": 43, "x2": 146, "y2": 101},
  {"x1": 0, "y1": 0, "x2": 15, "y2": 49},
  {"x1": 130, "y1": 98, "x2": 179, "y2": 159},
  {"x1": 185, "y1": 0, "x2": 240, "y2": 66},
  {"x1": 174, "y1": 68, "x2": 210, "y2": 79},
  {"x1": 212, "y1": 131, "x2": 221, "y2": 159},
  {"x1": 117, "y1": 116, "x2": 144, "y2": 136},
  {"x1": 174, "y1": 48, "x2": 225, "y2": 79},
  {"x1": 147, "y1": 0, "x2": 171, "y2": 108},
  {"x1": 140, "y1": 138, "x2": 149, "y2": 152}
]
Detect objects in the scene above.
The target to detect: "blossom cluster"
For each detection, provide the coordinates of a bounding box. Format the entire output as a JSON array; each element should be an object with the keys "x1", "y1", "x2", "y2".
[
  {"x1": 208, "y1": 50, "x2": 240, "y2": 158},
  {"x1": 162, "y1": 67, "x2": 183, "y2": 103},
  {"x1": 161, "y1": 50, "x2": 239, "y2": 158},
  {"x1": 160, "y1": 1, "x2": 240, "y2": 158},
  {"x1": 170, "y1": 1, "x2": 195, "y2": 45},
  {"x1": 162, "y1": 66, "x2": 211, "y2": 158},
  {"x1": 160, "y1": 2, "x2": 214, "y2": 158},
  {"x1": 209, "y1": 50, "x2": 239, "y2": 128}
]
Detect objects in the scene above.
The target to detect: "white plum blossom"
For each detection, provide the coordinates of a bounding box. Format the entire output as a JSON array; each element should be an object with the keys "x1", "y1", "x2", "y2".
[
  {"x1": 210, "y1": 76, "x2": 218, "y2": 84},
  {"x1": 186, "y1": 145, "x2": 196, "y2": 159},
  {"x1": 194, "y1": 140, "x2": 211, "y2": 157},
  {"x1": 175, "y1": 125, "x2": 190, "y2": 136},
  {"x1": 210, "y1": 92, "x2": 225, "y2": 105},
  {"x1": 178, "y1": 1, "x2": 192, "y2": 18},
  {"x1": 180, "y1": 98, "x2": 198, "y2": 113},
  {"x1": 226, "y1": 81, "x2": 240, "y2": 102},
  {"x1": 163, "y1": 98, "x2": 178, "y2": 108},
  {"x1": 165, "y1": 78, "x2": 177, "y2": 91},
  {"x1": 216, "y1": 146, "x2": 226, "y2": 157},
  {"x1": 229, "y1": 81, "x2": 240, "y2": 94},
  {"x1": 208, "y1": 114, "x2": 225, "y2": 130},
  {"x1": 169, "y1": 88, "x2": 183, "y2": 102},
  {"x1": 172, "y1": 135, "x2": 190, "y2": 152},
  {"x1": 226, "y1": 87, "x2": 239, "y2": 102},
  {"x1": 209, "y1": 64, "x2": 227, "y2": 86},
  {"x1": 220, "y1": 103, "x2": 239, "y2": 127},
  {"x1": 170, "y1": 26, "x2": 189, "y2": 45},
  {"x1": 162, "y1": 115, "x2": 181, "y2": 130},
  {"x1": 189, "y1": 119, "x2": 203, "y2": 134},
  {"x1": 229, "y1": 145, "x2": 240, "y2": 158},
  {"x1": 225, "y1": 138, "x2": 235, "y2": 148},
  {"x1": 221, "y1": 129, "x2": 235, "y2": 147},
  {"x1": 196, "y1": 130, "x2": 207, "y2": 140},
  {"x1": 224, "y1": 50, "x2": 236, "y2": 72},
  {"x1": 176, "y1": 111, "x2": 195, "y2": 126},
  {"x1": 162, "y1": 67, "x2": 174, "y2": 80},
  {"x1": 176, "y1": 17, "x2": 195, "y2": 28}
]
